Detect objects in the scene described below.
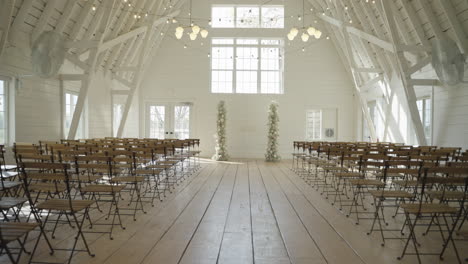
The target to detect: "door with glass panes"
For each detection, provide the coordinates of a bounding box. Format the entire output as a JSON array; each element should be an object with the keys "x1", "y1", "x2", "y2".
[{"x1": 147, "y1": 103, "x2": 191, "y2": 139}]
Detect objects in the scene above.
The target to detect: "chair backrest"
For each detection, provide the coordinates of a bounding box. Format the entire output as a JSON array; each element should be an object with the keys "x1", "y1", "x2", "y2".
[{"x1": 20, "y1": 162, "x2": 73, "y2": 210}]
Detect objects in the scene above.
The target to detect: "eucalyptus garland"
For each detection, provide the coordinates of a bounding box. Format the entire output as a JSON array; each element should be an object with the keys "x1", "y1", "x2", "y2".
[
  {"x1": 212, "y1": 100, "x2": 229, "y2": 161},
  {"x1": 265, "y1": 101, "x2": 281, "y2": 162}
]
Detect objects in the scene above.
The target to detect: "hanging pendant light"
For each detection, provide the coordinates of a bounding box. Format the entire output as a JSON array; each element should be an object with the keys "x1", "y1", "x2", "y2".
[
  {"x1": 200, "y1": 29, "x2": 209, "y2": 38},
  {"x1": 314, "y1": 30, "x2": 322, "y2": 39},
  {"x1": 287, "y1": 33, "x2": 295, "y2": 41},
  {"x1": 175, "y1": 31, "x2": 183, "y2": 39},
  {"x1": 192, "y1": 25, "x2": 201, "y2": 34},
  {"x1": 189, "y1": 32, "x2": 198, "y2": 40},
  {"x1": 307, "y1": 27, "x2": 316, "y2": 36},
  {"x1": 176, "y1": 26, "x2": 184, "y2": 33},
  {"x1": 301, "y1": 32, "x2": 309, "y2": 42},
  {"x1": 290, "y1": 28, "x2": 299, "y2": 37}
]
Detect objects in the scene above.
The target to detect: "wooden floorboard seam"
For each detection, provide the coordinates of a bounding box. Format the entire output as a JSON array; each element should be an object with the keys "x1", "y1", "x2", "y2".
[
  {"x1": 276, "y1": 163, "x2": 367, "y2": 263},
  {"x1": 175, "y1": 164, "x2": 237, "y2": 264},
  {"x1": 214, "y1": 164, "x2": 239, "y2": 264},
  {"x1": 139, "y1": 164, "x2": 229, "y2": 264},
  {"x1": 250, "y1": 160, "x2": 292, "y2": 264},
  {"x1": 260, "y1": 161, "x2": 329, "y2": 263}
]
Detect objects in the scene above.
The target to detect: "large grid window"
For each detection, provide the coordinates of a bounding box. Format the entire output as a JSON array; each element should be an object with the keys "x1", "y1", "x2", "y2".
[
  {"x1": 212, "y1": 5, "x2": 284, "y2": 28},
  {"x1": 0, "y1": 79, "x2": 7, "y2": 144},
  {"x1": 306, "y1": 110, "x2": 322, "y2": 140},
  {"x1": 211, "y1": 38, "x2": 284, "y2": 94},
  {"x1": 417, "y1": 97, "x2": 432, "y2": 144}
]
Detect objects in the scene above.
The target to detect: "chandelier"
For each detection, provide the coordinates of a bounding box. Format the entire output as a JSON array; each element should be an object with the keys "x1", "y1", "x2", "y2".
[
  {"x1": 174, "y1": 0, "x2": 208, "y2": 40},
  {"x1": 287, "y1": 0, "x2": 322, "y2": 42}
]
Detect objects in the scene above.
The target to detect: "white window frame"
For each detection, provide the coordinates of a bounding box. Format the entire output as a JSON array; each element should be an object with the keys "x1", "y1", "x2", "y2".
[
  {"x1": 306, "y1": 109, "x2": 322, "y2": 140},
  {"x1": 211, "y1": 5, "x2": 284, "y2": 29},
  {"x1": 0, "y1": 76, "x2": 10, "y2": 145},
  {"x1": 63, "y1": 91, "x2": 87, "y2": 139},
  {"x1": 211, "y1": 38, "x2": 284, "y2": 94},
  {"x1": 112, "y1": 103, "x2": 124, "y2": 137},
  {"x1": 416, "y1": 96, "x2": 432, "y2": 145}
]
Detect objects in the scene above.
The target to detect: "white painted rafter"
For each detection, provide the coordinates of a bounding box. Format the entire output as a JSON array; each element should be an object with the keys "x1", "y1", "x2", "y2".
[
  {"x1": 381, "y1": 0, "x2": 427, "y2": 145},
  {"x1": 67, "y1": 0, "x2": 117, "y2": 139},
  {"x1": 31, "y1": 0, "x2": 58, "y2": 42},
  {"x1": 438, "y1": 0, "x2": 468, "y2": 55},
  {"x1": 0, "y1": 0, "x2": 15, "y2": 60}
]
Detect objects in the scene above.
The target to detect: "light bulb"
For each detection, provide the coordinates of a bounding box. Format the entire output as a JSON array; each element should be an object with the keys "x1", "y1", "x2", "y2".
[
  {"x1": 301, "y1": 32, "x2": 309, "y2": 42},
  {"x1": 189, "y1": 32, "x2": 198, "y2": 40},
  {"x1": 200, "y1": 29, "x2": 208, "y2": 38},
  {"x1": 287, "y1": 33, "x2": 294, "y2": 41},
  {"x1": 176, "y1": 26, "x2": 184, "y2": 33},
  {"x1": 314, "y1": 30, "x2": 322, "y2": 39},
  {"x1": 175, "y1": 31, "x2": 183, "y2": 39},
  {"x1": 208, "y1": 20, "x2": 212, "y2": 26},
  {"x1": 290, "y1": 27, "x2": 299, "y2": 37},
  {"x1": 184, "y1": 45, "x2": 187, "y2": 49},
  {"x1": 192, "y1": 25, "x2": 200, "y2": 34},
  {"x1": 307, "y1": 27, "x2": 316, "y2": 36},
  {"x1": 172, "y1": 18, "x2": 177, "y2": 23}
]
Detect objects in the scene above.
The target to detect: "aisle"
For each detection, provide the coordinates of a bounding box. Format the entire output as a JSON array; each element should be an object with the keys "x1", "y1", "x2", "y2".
[{"x1": 30, "y1": 159, "x2": 460, "y2": 264}]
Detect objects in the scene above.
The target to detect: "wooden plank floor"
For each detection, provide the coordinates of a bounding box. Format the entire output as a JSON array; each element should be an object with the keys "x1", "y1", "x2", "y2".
[{"x1": 11, "y1": 159, "x2": 468, "y2": 264}]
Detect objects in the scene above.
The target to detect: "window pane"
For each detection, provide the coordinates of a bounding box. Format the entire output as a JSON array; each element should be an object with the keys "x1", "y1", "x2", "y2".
[
  {"x1": 212, "y1": 71, "x2": 233, "y2": 93},
  {"x1": 261, "y1": 6, "x2": 284, "y2": 28},
  {"x1": 212, "y1": 47, "x2": 234, "y2": 70},
  {"x1": 236, "y1": 71, "x2": 257, "y2": 93},
  {"x1": 212, "y1": 7, "x2": 235, "y2": 28},
  {"x1": 0, "y1": 80, "x2": 4, "y2": 94},
  {"x1": 149, "y1": 106, "x2": 165, "y2": 139},
  {"x1": 236, "y1": 47, "x2": 258, "y2": 70},
  {"x1": 174, "y1": 106, "x2": 190, "y2": 139},
  {"x1": 0, "y1": 96, "x2": 4, "y2": 112},
  {"x1": 236, "y1": 39, "x2": 258, "y2": 45},
  {"x1": 306, "y1": 110, "x2": 321, "y2": 140},
  {"x1": 212, "y1": 38, "x2": 234, "y2": 45},
  {"x1": 261, "y1": 71, "x2": 280, "y2": 94},
  {"x1": 261, "y1": 39, "x2": 280, "y2": 45},
  {"x1": 236, "y1": 7, "x2": 259, "y2": 28},
  {"x1": 261, "y1": 48, "x2": 279, "y2": 70}
]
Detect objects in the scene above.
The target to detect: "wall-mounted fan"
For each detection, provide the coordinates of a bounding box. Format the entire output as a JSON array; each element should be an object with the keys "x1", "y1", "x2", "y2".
[
  {"x1": 431, "y1": 37, "x2": 466, "y2": 86},
  {"x1": 31, "y1": 31, "x2": 66, "y2": 78},
  {"x1": 325, "y1": 128, "x2": 335, "y2": 138}
]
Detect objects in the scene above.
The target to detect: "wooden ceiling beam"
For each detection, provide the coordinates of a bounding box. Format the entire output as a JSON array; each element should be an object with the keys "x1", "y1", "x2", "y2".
[
  {"x1": 31, "y1": 0, "x2": 58, "y2": 42},
  {"x1": 0, "y1": 0, "x2": 15, "y2": 61},
  {"x1": 55, "y1": 0, "x2": 77, "y2": 34},
  {"x1": 438, "y1": 0, "x2": 468, "y2": 54}
]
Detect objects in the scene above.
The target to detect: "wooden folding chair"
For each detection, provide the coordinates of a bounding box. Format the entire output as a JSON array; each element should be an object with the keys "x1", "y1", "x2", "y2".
[
  {"x1": 20, "y1": 162, "x2": 94, "y2": 264},
  {"x1": 75, "y1": 156, "x2": 126, "y2": 239},
  {"x1": 367, "y1": 161, "x2": 422, "y2": 246},
  {"x1": 398, "y1": 167, "x2": 468, "y2": 263}
]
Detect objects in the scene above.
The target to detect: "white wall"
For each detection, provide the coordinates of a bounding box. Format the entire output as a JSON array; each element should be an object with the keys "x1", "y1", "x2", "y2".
[
  {"x1": 0, "y1": 35, "x2": 120, "y2": 145},
  {"x1": 139, "y1": 0, "x2": 356, "y2": 158},
  {"x1": 358, "y1": 64, "x2": 468, "y2": 150},
  {"x1": 414, "y1": 66, "x2": 468, "y2": 149}
]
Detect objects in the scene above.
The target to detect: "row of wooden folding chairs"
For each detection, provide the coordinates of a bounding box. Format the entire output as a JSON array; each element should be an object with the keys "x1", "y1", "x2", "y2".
[
  {"x1": 1, "y1": 138, "x2": 201, "y2": 263},
  {"x1": 293, "y1": 141, "x2": 468, "y2": 263}
]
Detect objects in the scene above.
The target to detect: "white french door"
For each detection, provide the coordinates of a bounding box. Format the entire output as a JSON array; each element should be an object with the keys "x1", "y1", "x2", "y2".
[{"x1": 147, "y1": 103, "x2": 191, "y2": 139}]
